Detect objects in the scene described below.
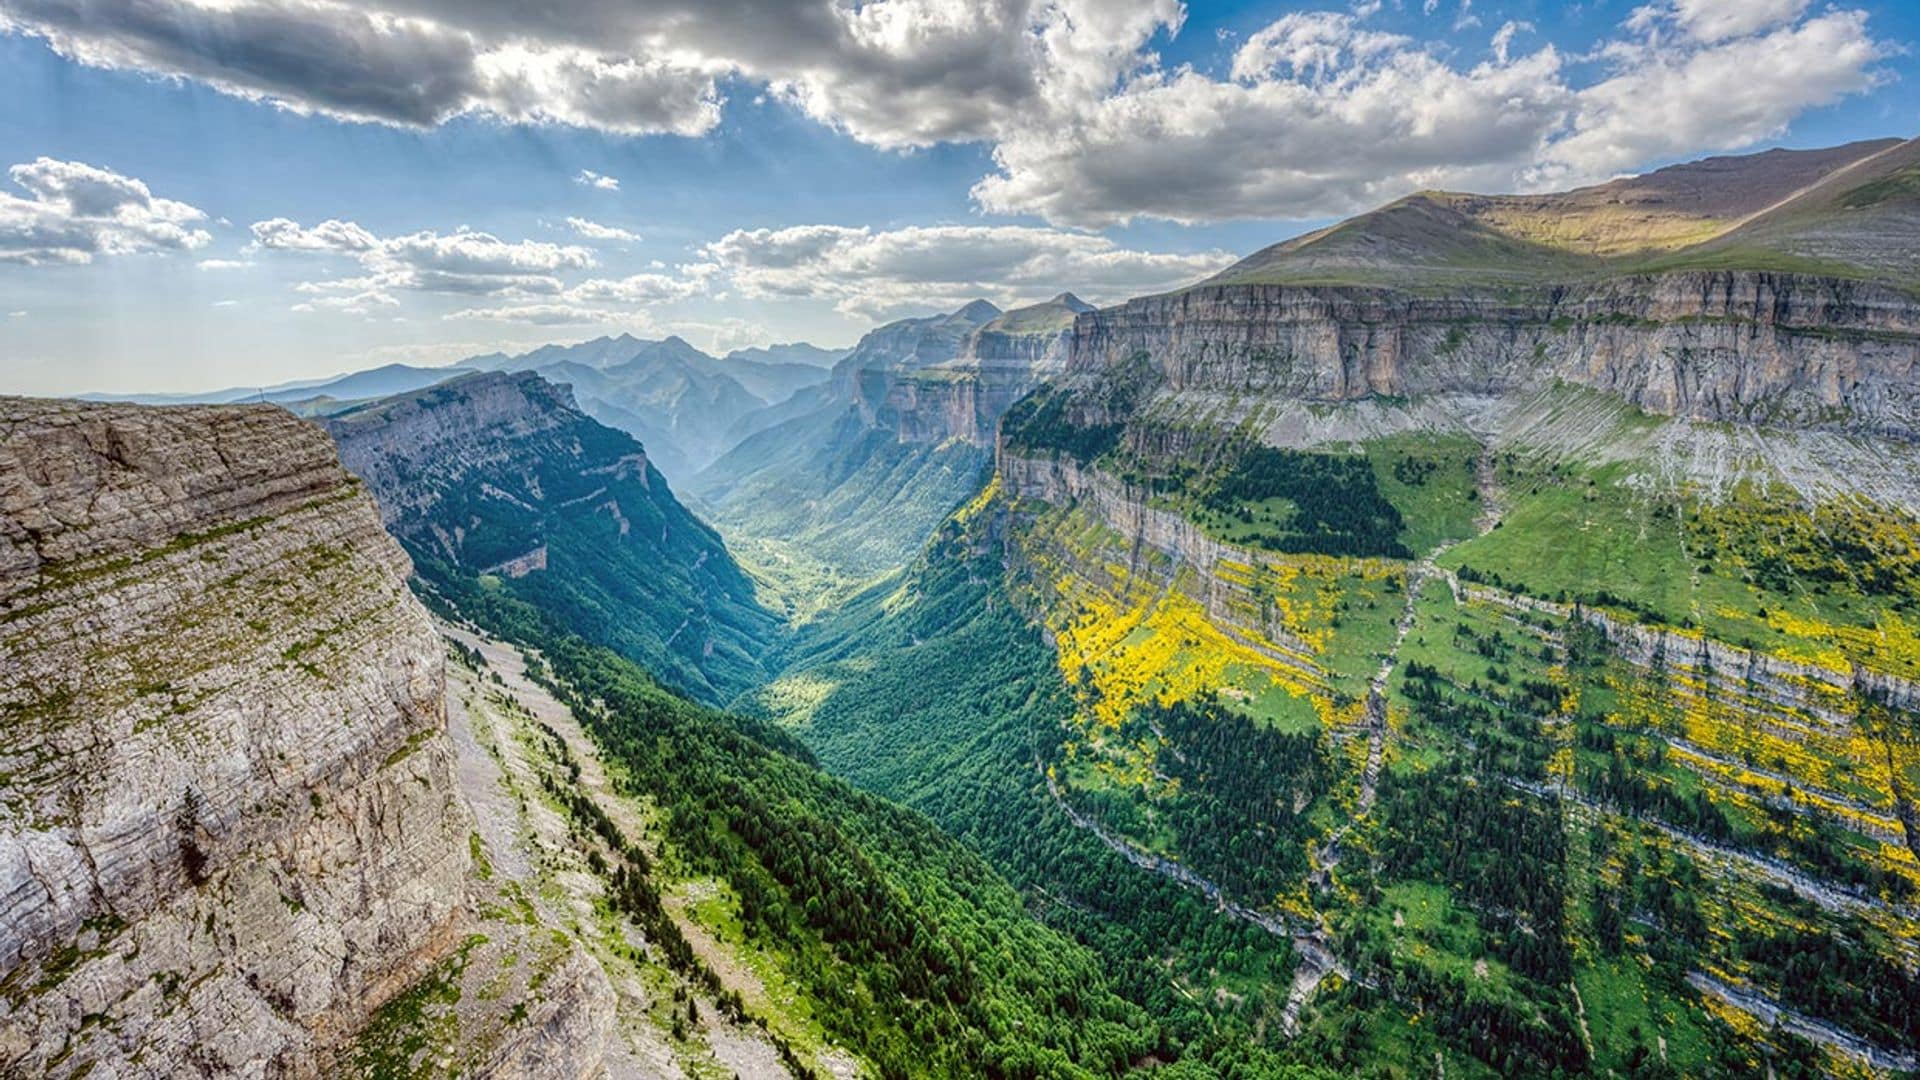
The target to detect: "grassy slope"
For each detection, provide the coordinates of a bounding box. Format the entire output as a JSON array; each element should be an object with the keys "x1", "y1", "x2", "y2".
[
  {"x1": 418, "y1": 561, "x2": 1171, "y2": 1079},
  {"x1": 1204, "y1": 137, "x2": 1920, "y2": 292},
  {"x1": 814, "y1": 383, "x2": 1920, "y2": 1074}
]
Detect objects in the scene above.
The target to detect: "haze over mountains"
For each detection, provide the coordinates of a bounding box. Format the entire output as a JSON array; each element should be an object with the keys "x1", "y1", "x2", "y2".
[{"x1": 9, "y1": 136, "x2": 1920, "y2": 1079}]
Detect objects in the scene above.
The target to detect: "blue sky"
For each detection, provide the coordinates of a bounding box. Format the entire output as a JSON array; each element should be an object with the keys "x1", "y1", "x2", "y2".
[{"x1": 1, "y1": 0, "x2": 1915, "y2": 396}]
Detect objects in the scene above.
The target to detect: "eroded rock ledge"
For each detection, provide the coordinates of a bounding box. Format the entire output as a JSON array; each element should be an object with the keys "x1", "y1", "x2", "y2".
[
  {"x1": 0, "y1": 398, "x2": 594, "y2": 1077},
  {"x1": 1068, "y1": 273, "x2": 1920, "y2": 438}
]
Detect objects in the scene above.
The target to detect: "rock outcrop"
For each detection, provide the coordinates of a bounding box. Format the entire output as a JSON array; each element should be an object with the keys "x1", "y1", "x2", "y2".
[
  {"x1": 323, "y1": 369, "x2": 587, "y2": 526},
  {"x1": 869, "y1": 295, "x2": 1087, "y2": 447},
  {"x1": 0, "y1": 397, "x2": 608, "y2": 1077},
  {"x1": 324, "y1": 370, "x2": 778, "y2": 705},
  {"x1": 1067, "y1": 273, "x2": 1920, "y2": 439}
]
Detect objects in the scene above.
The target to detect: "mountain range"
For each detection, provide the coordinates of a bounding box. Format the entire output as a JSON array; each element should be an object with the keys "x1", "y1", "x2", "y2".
[
  {"x1": 8, "y1": 136, "x2": 1920, "y2": 1079},
  {"x1": 460, "y1": 333, "x2": 853, "y2": 481},
  {"x1": 690, "y1": 292, "x2": 1092, "y2": 594}
]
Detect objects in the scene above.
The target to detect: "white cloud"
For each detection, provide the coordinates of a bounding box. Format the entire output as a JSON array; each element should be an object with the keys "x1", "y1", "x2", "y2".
[
  {"x1": 976, "y1": 16, "x2": 1573, "y2": 226},
  {"x1": 211, "y1": 299, "x2": 239, "y2": 307},
  {"x1": 0, "y1": 0, "x2": 1184, "y2": 151},
  {"x1": 566, "y1": 216, "x2": 641, "y2": 243},
  {"x1": 196, "y1": 257, "x2": 252, "y2": 270},
  {"x1": 0, "y1": 0, "x2": 721, "y2": 136},
  {"x1": 7, "y1": 310, "x2": 24, "y2": 318},
  {"x1": 440, "y1": 268, "x2": 706, "y2": 323},
  {"x1": 706, "y1": 222, "x2": 1232, "y2": 317},
  {"x1": 252, "y1": 216, "x2": 595, "y2": 308},
  {"x1": 973, "y1": 4, "x2": 1888, "y2": 226},
  {"x1": 442, "y1": 301, "x2": 620, "y2": 325},
  {"x1": 0, "y1": 1, "x2": 1890, "y2": 230},
  {"x1": 1630, "y1": 0, "x2": 1810, "y2": 43},
  {"x1": 567, "y1": 269, "x2": 707, "y2": 304},
  {"x1": 1535, "y1": 9, "x2": 1886, "y2": 187},
  {"x1": 1229, "y1": 12, "x2": 1408, "y2": 83},
  {"x1": 472, "y1": 45, "x2": 721, "y2": 136},
  {"x1": 290, "y1": 274, "x2": 402, "y2": 313},
  {"x1": 0, "y1": 157, "x2": 211, "y2": 264},
  {"x1": 382, "y1": 229, "x2": 593, "y2": 275},
  {"x1": 251, "y1": 217, "x2": 379, "y2": 253},
  {"x1": 1490, "y1": 20, "x2": 1531, "y2": 64}
]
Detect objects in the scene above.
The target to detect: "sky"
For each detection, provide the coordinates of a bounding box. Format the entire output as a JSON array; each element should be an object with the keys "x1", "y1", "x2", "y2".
[{"x1": 0, "y1": 0, "x2": 1916, "y2": 396}]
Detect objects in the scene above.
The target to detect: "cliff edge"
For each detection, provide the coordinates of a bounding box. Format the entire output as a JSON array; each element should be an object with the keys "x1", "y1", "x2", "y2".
[{"x1": 0, "y1": 398, "x2": 608, "y2": 1077}]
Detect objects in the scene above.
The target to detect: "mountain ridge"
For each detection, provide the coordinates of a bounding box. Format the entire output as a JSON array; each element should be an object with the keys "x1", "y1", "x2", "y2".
[
  {"x1": 462, "y1": 333, "x2": 833, "y2": 481},
  {"x1": 1206, "y1": 135, "x2": 1920, "y2": 290},
  {"x1": 324, "y1": 369, "x2": 780, "y2": 703}
]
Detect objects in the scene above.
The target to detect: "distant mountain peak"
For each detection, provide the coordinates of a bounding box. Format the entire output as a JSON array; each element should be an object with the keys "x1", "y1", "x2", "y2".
[
  {"x1": 1052, "y1": 292, "x2": 1094, "y2": 313},
  {"x1": 953, "y1": 298, "x2": 1003, "y2": 322},
  {"x1": 723, "y1": 342, "x2": 849, "y2": 369}
]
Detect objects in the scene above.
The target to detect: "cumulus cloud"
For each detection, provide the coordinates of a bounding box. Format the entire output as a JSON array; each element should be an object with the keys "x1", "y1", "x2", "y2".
[
  {"x1": 973, "y1": 4, "x2": 1888, "y2": 225},
  {"x1": 251, "y1": 217, "x2": 379, "y2": 253},
  {"x1": 1536, "y1": 9, "x2": 1886, "y2": 186},
  {"x1": 975, "y1": 14, "x2": 1572, "y2": 226},
  {"x1": 0, "y1": 1, "x2": 1889, "y2": 228},
  {"x1": 1228, "y1": 12, "x2": 1408, "y2": 83},
  {"x1": 251, "y1": 216, "x2": 595, "y2": 311},
  {"x1": 566, "y1": 216, "x2": 641, "y2": 243},
  {"x1": 438, "y1": 267, "x2": 708, "y2": 323},
  {"x1": 0, "y1": 157, "x2": 211, "y2": 264},
  {"x1": 382, "y1": 229, "x2": 593, "y2": 275},
  {"x1": 0, "y1": 0, "x2": 721, "y2": 136},
  {"x1": 706, "y1": 223, "x2": 1232, "y2": 317},
  {"x1": 0, "y1": 0, "x2": 1178, "y2": 148},
  {"x1": 567, "y1": 269, "x2": 707, "y2": 304},
  {"x1": 414, "y1": 220, "x2": 1229, "y2": 323},
  {"x1": 1630, "y1": 0, "x2": 1809, "y2": 43}
]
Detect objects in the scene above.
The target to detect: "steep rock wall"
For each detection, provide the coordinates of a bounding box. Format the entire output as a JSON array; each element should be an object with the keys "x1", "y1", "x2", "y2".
[
  {"x1": 0, "y1": 398, "x2": 605, "y2": 1077},
  {"x1": 862, "y1": 321, "x2": 1073, "y2": 448},
  {"x1": 1068, "y1": 273, "x2": 1920, "y2": 438},
  {"x1": 323, "y1": 371, "x2": 588, "y2": 524}
]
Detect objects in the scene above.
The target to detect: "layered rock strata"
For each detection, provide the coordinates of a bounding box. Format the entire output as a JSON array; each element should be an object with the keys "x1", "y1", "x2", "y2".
[
  {"x1": 1068, "y1": 273, "x2": 1920, "y2": 438},
  {"x1": 0, "y1": 397, "x2": 606, "y2": 1077}
]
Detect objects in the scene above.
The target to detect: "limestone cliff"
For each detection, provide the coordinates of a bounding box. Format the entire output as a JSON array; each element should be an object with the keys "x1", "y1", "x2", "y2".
[
  {"x1": 1067, "y1": 273, "x2": 1920, "y2": 439},
  {"x1": 0, "y1": 398, "x2": 607, "y2": 1077},
  {"x1": 872, "y1": 294, "x2": 1089, "y2": 447}
]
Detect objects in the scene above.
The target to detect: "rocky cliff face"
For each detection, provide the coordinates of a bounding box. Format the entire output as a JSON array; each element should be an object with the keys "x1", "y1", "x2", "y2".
[
  {"x1": 868, "y1": 299, "x2": 1081, "y2": 447},
  {"x1": 324, "y1": 370, "x2": 589, "y2": 526},
  {"x1": 0, "y1": 397, "x2": 466, "y2": 1075},
  {"x1": 1068, "y1": 273, "x2": 1920, "y2": 438},
  {"x1": 326, "y1": 370, "x2": 778, "y2": 705},
  {"x1": 0, "y1": 397, "x2": 609, "y2": 1077}
]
